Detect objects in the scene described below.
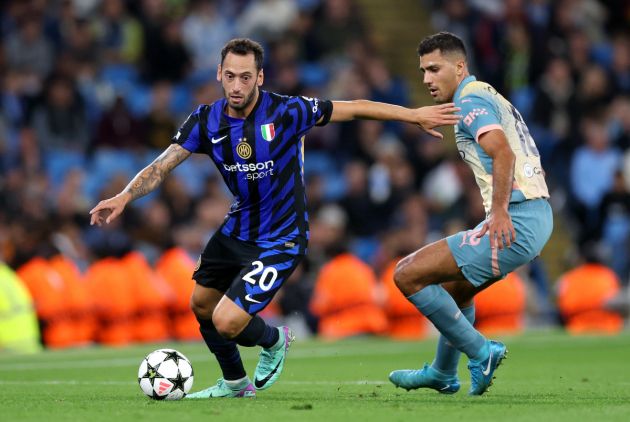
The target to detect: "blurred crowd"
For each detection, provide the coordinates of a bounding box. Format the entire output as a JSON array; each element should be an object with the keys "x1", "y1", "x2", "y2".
[{"x1": 1, "y1": 0, "x2": 630, "y2": 351}]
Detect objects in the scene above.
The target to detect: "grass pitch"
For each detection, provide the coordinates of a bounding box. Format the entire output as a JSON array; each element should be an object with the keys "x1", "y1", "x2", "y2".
[{"x1": 1, "y1": 331, "x2": 629, "y2": 422}]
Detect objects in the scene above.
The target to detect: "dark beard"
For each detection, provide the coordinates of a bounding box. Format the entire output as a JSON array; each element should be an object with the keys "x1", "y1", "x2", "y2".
[{"x1": 225, "y1": 87, "x2": 257, "y2": 111}]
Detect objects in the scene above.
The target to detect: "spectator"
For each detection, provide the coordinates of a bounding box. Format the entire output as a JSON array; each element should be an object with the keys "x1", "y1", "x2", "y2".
[
  {"x1": 570, "y1": 117, "x2": 622, "y2": 244},
  {"x1": 610, "y1": 35, "x2": 630, "y2": 95},
  {"x1": 597, "y1": 170, "x2": 630, "y2": 283},
  {"x1": 181, "y1": 0, "x2": 234, "y2": 73},
  {"x1": 92, "y1": 96, "x2": 145, "y2": 151},
  {"x1": 305, "y1": 0, "x2": 366, "y2": 62},
  {"x1": 30, "y1": 75, "x2": 90, "y2": 154},
  {"x1": 0, "y1": 262, "x2": 42, "y2": 354},
  {"x1": 237, "y1": 0, "x2": 298, "y2": 41},
  {"x1": 94, "y1": 0, "x2": 144, "y2": 65},
  {"x1": 5, "y1": 14, "x2": 54, "y2": 79},
  {"x1": 142, "y1": 82, "x2": 178, "y2": 150},
  {"x1": 339, "y1": 160, "x2": 391, "y2": 237}
]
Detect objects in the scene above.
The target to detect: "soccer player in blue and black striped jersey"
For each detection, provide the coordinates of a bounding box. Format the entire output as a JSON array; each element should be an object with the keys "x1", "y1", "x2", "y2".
[{"x1": 90, "y1": 38, "x2": 460, "y2": 398}]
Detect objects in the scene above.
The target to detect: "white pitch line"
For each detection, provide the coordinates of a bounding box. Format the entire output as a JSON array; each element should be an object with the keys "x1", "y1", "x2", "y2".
[
  {"x1": 0, "y1": 380, "x2": 134, "y2": 385},
  {"x1": 0, "y1": 345, "x2": 415, "y2": 372},
  {"x1": 0, "y1": 380, "x2": 388, "y2": 386}
]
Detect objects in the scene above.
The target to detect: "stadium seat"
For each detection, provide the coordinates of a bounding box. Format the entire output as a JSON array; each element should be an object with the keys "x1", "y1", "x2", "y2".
[{"x1": 44, "y1": 150, "x2": 85, "y2": 190}]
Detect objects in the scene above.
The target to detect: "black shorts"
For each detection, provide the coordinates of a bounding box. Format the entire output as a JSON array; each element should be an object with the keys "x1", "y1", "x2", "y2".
[{"x1": 193, "y1": 231, "x2": 304, "y2": 315}]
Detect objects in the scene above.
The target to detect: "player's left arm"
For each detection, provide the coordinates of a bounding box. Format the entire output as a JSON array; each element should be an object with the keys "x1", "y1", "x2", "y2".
[
  {"x1": 475, "y1": 129, "x2": 517, "y2": 249},
  {"x1": 326, "y1": 100, "x2": 460, "y2": 139}
]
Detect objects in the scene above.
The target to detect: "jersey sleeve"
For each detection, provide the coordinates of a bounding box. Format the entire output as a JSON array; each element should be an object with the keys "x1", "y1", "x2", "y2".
[
  {"x1": 171, "y1": 107, "x2": 203, "y2": 153},
  {"x1": 286, "y1": 96, "x2": 333, "y2": 133},
  {"x1": 457, "y1": 94, "x2": 502, "y2": 142}
]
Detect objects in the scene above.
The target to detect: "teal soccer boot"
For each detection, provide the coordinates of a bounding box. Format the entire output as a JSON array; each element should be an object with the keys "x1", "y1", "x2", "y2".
[
  {"x1": 389, "y1": 364, "x2": 461, "y2": 394},
  {"x1": 185, "y1": 378, "x2": 256, "y2": 399},
  {"x1": 253, "y1": 326, "x2": 295, "y2": 390},
  {"x1": 468, "y1": 340, "x2": 508, "y2": 396}
]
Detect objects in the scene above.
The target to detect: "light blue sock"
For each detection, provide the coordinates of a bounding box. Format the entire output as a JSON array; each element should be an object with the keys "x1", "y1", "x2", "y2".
[
  {"x1": 408, "y1": 285, "x2": 488, "y2": 362},
  {"x1": 431, "y1": 305, "x2": 475, "y2": 375}
]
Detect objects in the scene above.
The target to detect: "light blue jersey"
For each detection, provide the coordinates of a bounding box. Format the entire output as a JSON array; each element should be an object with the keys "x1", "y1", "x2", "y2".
[
  {"x1": 453, "y1": 76, "x2": 549, "y2": 213},
  {"x1": 446, "y1": 76, "x2": 553, "y2": 286}
]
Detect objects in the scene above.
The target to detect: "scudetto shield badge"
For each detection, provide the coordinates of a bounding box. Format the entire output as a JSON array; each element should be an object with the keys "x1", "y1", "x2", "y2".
[{"x1": 261, "y1": 123, "x2": 275, "y2": 141}]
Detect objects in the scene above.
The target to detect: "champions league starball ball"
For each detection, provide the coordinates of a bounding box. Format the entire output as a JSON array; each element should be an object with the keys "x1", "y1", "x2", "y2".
[{"x1": 137, "y1": 349, "x2": 194, "y2": 400}]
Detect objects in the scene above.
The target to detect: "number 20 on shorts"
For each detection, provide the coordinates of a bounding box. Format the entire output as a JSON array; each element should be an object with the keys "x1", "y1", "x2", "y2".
[{"x1": 243, "y1": 261, "x2": 279, "y2": 291}]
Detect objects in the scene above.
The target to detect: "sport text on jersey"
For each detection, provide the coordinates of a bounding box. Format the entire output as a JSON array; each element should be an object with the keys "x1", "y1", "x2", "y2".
[{"x1": 223, "y1": 160, "x2": 275, "y2": 180}]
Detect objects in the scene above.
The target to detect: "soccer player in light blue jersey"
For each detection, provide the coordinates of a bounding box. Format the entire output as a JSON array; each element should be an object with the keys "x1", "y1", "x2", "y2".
[{"x1": 389, "y1": 32, "x2": 553, "y2": 395}]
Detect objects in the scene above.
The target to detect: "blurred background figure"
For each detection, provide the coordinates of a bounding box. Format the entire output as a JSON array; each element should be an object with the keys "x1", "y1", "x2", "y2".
[
  {"x1": 556, "y1": 243, "x2": 624, "y2": 334},
  {"x1": 0, "y1": 262, "x2": 42, "y2": 354},
  {"x1": 309, "y1": 205, "x2": 388, "y2": 339}
]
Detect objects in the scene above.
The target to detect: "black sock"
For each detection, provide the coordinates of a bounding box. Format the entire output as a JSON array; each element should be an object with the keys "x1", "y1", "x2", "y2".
[
  {"x1": 233, "y1": 316, "x2": 280, "y2": 348},
  {"x1": 197, "y1": 317, "x2": 246, "y2": 381}
]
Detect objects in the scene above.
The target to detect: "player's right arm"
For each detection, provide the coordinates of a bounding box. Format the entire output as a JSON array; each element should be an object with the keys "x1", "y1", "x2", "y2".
[
  {"x1": 328, "y1": 100, "x2": 460, "y2": 139},
  {"x1": 89, "y1": 144, "x2": 191, "y2": 226}
]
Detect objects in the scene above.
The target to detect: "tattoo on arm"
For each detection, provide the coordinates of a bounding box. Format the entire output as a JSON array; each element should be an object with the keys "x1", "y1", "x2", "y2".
[{"x1": 123, "y1": 144, "x2": 191, "y2": 200}]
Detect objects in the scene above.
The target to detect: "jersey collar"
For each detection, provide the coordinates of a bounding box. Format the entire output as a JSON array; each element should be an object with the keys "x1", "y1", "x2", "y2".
[
  {"x1": 453, "y1": 75, "x2": 477, "y2": 101},
  {"x1": 246, "y1": 89, "x2": 265, "y2": 121}
]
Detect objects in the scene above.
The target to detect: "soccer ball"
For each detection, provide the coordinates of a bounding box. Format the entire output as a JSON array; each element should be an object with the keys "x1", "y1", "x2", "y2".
[{"x1": 138, "y1": 348, "x2": 194, "y2": 400}]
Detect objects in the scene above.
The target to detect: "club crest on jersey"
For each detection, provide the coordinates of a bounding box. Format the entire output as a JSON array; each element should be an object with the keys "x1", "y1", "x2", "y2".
[
  {"x1": 261, "y1": 123, "x2": 275, "y2": 141},
  {"x1": 236, "y1": 138, "x2": 252, "y2": 159}
]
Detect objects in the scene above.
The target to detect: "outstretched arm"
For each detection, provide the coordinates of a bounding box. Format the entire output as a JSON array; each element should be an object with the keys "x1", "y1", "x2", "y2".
[
  {"x1": 328, "y1": 100, "x2": 460, "y2": 139},
  {"x1": 89, "y1": 144, "x2": 191, "y2": 226}
]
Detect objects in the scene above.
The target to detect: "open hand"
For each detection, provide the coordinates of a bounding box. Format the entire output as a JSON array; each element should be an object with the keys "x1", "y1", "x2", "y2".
[
  {"x1": 89, "y1": 192, "x2": 131, "y2": 226},
  {"x1": 414, "y1": 103, "x2": 461, "y2": 139},
  {"x1": 475, "y1": 207, "x2": 516, "y2": 250}
]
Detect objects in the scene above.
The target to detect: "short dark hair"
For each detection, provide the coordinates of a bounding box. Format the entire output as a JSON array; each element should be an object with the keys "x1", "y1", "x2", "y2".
[
  {"x1": 417, "y1": 32, "x2": 467, "y2": 58},
  {"x1": 221, "y1": 38, "x2": 264, "y2": 71}
]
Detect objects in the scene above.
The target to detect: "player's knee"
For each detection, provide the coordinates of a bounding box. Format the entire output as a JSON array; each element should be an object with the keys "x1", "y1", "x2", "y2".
[
  {"x1": 393, "y1": 257, "x2": 416, "y2": 294},
  {"x1": 394, "y1": 257, "x2": 424, "y2": 296},
  {"x1": 189, "y1": 295, "x2": 213, "y2": 320},
  {"x1": 212, "y1": 313, "x2": 242, "y2": 339}
]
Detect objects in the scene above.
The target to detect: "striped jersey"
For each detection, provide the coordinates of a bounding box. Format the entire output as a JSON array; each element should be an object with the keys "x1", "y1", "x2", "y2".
[
  {"x1": 172, "y1": 90, "x2": 333, "y2": 252},
  {"x1": 453, "y1": 75, "x2": 549, "y2": 213}
]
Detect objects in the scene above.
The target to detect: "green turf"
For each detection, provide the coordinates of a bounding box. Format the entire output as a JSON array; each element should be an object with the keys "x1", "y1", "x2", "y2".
[{"x1": 1, "y1": 331, "x2": 629, "y2": 422}]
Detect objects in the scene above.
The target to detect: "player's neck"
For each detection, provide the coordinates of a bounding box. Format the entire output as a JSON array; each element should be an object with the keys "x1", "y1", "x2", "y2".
[
  {"x1": 448, "y1": 71, "x2": 470, "y2": 101},
  {"x1": 456, "y1": 71, "x2": 469, "y2": 87},
  {"x1": 226, "y1": 89, "x2": 260, "y2": 119}
]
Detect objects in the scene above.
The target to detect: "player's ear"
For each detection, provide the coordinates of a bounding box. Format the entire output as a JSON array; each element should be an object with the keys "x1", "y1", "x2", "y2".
[
  {"x1": 257, "y1": 69, "x2": 264, "y2": 87},
  {"x1": 456, "y1": 59, "x2": 467, "y2": 76},
  {"x1": 216, "y1": 64, "x2": 222, "y2": 82}
]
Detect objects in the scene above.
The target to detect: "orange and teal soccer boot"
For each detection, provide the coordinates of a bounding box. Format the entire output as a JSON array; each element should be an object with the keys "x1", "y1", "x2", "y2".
[
  {"x1": 467, "y1": 340, "x2": 508, "y2": 396},
  {"x1": 389, "y1": 364, "x2": 461, "y2": 394}
]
